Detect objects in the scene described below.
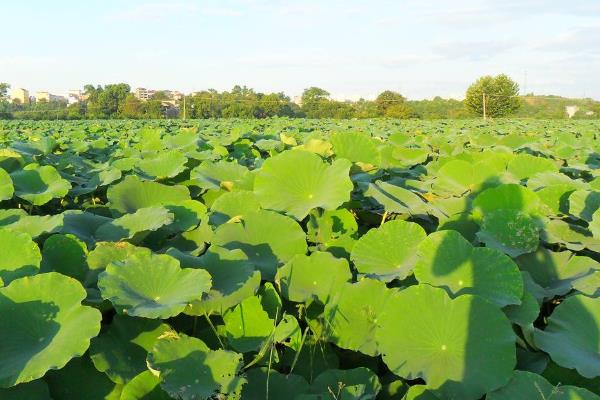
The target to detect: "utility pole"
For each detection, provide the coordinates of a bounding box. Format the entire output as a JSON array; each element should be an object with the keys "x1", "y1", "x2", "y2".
[
  {"x1": 183, "y1": 95, "x2": 186, "y2": 120},
  {"x1": 482, "y1": 92, "x2": 487, "y2": 120}
]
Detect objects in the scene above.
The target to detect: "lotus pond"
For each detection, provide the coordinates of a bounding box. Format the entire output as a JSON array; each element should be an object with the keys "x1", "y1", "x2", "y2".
[{"x1": 1, "y1": 118, "x2": 600, "y2": 399}]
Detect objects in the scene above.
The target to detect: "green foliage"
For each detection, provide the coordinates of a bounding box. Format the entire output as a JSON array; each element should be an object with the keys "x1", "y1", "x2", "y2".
[
  {"x1": 0, "y1": 118, "x2": 598, "y2": 399},
  {"x1": 465, "y1": 74, "x2": 520, "y2": 117}
]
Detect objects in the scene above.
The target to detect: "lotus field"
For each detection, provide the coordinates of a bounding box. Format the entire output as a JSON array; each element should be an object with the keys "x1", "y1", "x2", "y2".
[{"x1": 2, "y1": 118, "x2": 600, "y2": 399}]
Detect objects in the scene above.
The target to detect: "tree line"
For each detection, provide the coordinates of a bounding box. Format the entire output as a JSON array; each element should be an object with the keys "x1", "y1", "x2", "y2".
[{"x1": 1, "y1": 75, "x2": 599, "y2": 120}]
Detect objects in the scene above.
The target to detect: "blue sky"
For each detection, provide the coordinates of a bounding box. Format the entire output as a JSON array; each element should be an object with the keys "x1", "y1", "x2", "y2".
[{"x1": 2, "y1": 0, "x2": 600, "y2": 100}]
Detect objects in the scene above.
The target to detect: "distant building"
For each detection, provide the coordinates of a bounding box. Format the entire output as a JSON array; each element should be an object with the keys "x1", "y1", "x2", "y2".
[
  {"x1": 134, "y1": 88, "x2": 156, "y2": 101},
  {"x1": 135, "y1": 88, "x2": 183, "y2": 102},
  {"x1": 67, "y1": 90, "x2": 83, "y2": 104},
  {"x1": 36, "y1": 91, "x2": 67, "y2": 103},
  {"x1": 565, "y1": 105, "x2": 579, "y2": 118},
  {"x1": 10, "y1": 88, "x2": 30, "y2": 104}
]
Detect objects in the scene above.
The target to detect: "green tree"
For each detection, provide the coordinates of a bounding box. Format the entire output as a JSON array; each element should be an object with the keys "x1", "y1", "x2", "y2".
[
  {"x1": 301, "y1": 87, "x2": 331, "y2": 118},
  {"x1": 119, "y1": 94, "x2": 142, "y2": 118},
  {"x1": 375, "y1": 90, "x2": 406, "y2": 115},
  {"x1": 465, "y1": 74, "x2": 520, "y2": 117},
  {"x1": 0, "y1": 83, "x2": 10, "y2": 100}
]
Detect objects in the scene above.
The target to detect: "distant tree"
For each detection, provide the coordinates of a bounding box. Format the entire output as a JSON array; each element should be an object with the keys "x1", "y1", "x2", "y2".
[
  {"x1": 465, "y1": 74, "x2": 520, "y2": 117},
  {"x1": 119, "y1": 94, "x2": 142, "y2": 118},
  {"x1": 301, "y1": 87, "x2": 331, "y2": 118},
  {"x1": 0, "y1": 83, "x2": 10, "y2": 100},
  {"x1": 67, "y1": 102, "x2": 86, "y2": 119},
  {"x1": 375, "y1": 90, "x2": 406, "y2": 115}
]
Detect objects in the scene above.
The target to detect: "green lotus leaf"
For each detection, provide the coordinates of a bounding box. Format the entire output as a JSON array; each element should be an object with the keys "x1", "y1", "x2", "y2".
[
  {"x1": 591, "y1": 210, "x2": 600, "y2": 240},
  {"x1": 377, "y1": 284, "x2": 515, "y2": 400},
  {"x1": 543, "y1": 219, "x2": 600, "y2": 252},
  {"x1": 212, "y1": 210, "x2": 307, "y2": 280},
  {"x1": 414, "y1": 230, "x2": 523, "y2": 307},
  {"x1": 254, "y1": 150, "x2": 353, "y2": 220},
  {"x1": 323, "y1": 279, "x2": 393, "y2": 356},
  {"x1": 0, "y1": 273, "x2": 102, "y2": 387},
  {"x1": 107, "y1": 175, "x2": 190, "y2": 215},
  {"x1": 0, "y1": 210, "x2": 63, "y2": 238},
  {"x1": 147, "y1": 333, "x2": 246, "y2": 400},
  {"x1": 391, "y1": 146, "x2": 429, "y2": 167},
  {"x1": 487, "y1": 370, "x2": 600, "y2": 400},
  {"x1": 0, "y1": 168, "x2": 13, "y2": 201},
  {"x1": 278, "y1": 337, "x2": 339, "y2": 382},
  {"x1": 331, "y1": 131, "x2": 380, "y2": 165},
  {"x1": 276, "y1": 251, "x2": 352, "y2": 303},
  {"x1": 504, "y1": 290, "x2": 540, "y2": 330},
  {"x1": 41, "y1": 234, "x2": 88, "y2": 284},
  {"x1": 89, "y1": 315, "x2": 170, "y2": 384},
  {"x1": 362, "y1": 180, "x2": 429, "y2": 215},
  {"x1": 209, "y1": 190, "x2": 261, "y2": 226},
  {"x1": 10, "y1": 163, "x2": 71, "y2": 205},
  {"x1": 472, "y1": 184, "x2": 541, "y2": 218},
  {"x1": 45, "y1": 355, "x2": 123, "y2": 400},
  {"x1": 351, "y1": 220, "x2": 426, "y2": 281},
  {"x1": 517, "y1": 249, "x2": 600, "y2": 298},
  {"x1": 120, "y1": 370, "x2": 171, "y2": 400},
  {"x1": 223, "y1": 295, "x2": 274, "y2": 353},
  {"x1": 0, "y1": 229, "x2": 41, "y2": 286},
  {"x1": 308, "y1": 367, "x2": 381, "y2": 399},
  {"x1": 307, "y1": 208, "x2": 357, "y2": 243},
  {"x1": 0, "y1": 149, "x2": 25, "y2": 173},
  {"x1": 86, "y1": 241, "x2": 148, "y2": 286},
  {"x1": 170, "y1": 246, "x2": 261, "y2": 316},
  {"x1": 542, "y1": 361, "x2": 600, "y2": 396},
  {"x1": 58, "y1": 210, "x2": 113, "y2": 245},
  {"x1": 432, "y1": 159, "x2": 497, "y2": 196},
  {"x1": 95, "y1": 206, "x2": 174, "y2": 242},
  {"x1": 508, "y1": 153, "x2": 559, "y2": 180},
  {"x1": 163, "y1": 200, "x2": 206, "y2": 232},
  {"x1": 98, "y1": 250, "x2": 211, "y2": 319},
  {"x1": 527, "y1": 171, "x2": 587, "y2": 191},
  {"x1": 191, "y1": 160, "x2": 252, "y2": 191},
  {"x1": 137, "y1": 150, "x2": 188, "y2": 179},
  {"x1": 536, "y1": 184, "x2": 576, "y2": 215},
  {"x1": 0, "y1": 379, "x2": 52, "y2": 399},
  {"x1": 535, "y1": 294, "x2": 600, "y2": 378},
  {"x1": 477, "y1": 209, "x2": 540, "y2": 257},
  {"x1": 403, "y1": 385, "x2": 440, "y2": 400},
  {"x1": 242, "y1": 368, "x2": 309, "y2": 400},
  {"x1": 295, "y1": 138, "x2": 334, "y2": 156},
  {"x1": 569, "y1": 190, "x2": 600, "y2": 222}
]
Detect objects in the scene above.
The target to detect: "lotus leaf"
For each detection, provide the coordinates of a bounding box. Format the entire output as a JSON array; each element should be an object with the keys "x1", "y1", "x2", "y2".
[
  {"x1": 535, "y1": 294, "x2": 600, "y2": 378},
  {"x1": 351, "y1": 220, "x2": 426, "y2": 281},
  {"x1": 0, "y1": 273, "x2": 101, "y2": 388},
  {"x1": 243, "y1": 368, "x2": 309, "y2": 399},
  {"x1": 0, "y1": 168, "x2": 13, "y2": 201},
  {"x1": 212, "y1": 210, "x2": 307, "y2": 280},
  {"x1": 331, "y1": 131, "x2": 380, "y2": 165},
  {"x1": 487, "y1": 370, "x2": 600, "y2": 400},
  {"x1": 191, "y1": 160, "x2": 252, "y2": 191},
  {"x1": 120, "y1": 371, "x2": 171, "y2": 400},
  {"x1": 477, "y1": 209, "x2": 540, "y2": 257},
  {"x1": 107, "y1": 175, "x2": 190, "y2": 215},
  {"x1": 95, "y1": 206, "x2": 174, "y2": 242},
  {"x1": 98, "y1": 250, "x2": 211, "y2": 319},
  {"x1": 376, "y1": 284, "x2": 515, "y2": 400},
  {"x1": 414, "y1": 230, "x2": 523, "y2": 307},
  {"x1": 223, "y1": 295, "x2": 274, "y2": 353},
  {"x1": 90, "y1": 315, "x2": 170, "y2": 384},
  {"x1": 0, "y1": 229, "x2": 41, "y2": 285},
  {"x1": 254, "y1": 150, "x2": 353, "y2": 220},
  {"x1": 276, "y1": 251, "x2": 352, "y2": 303},
  {"x1": 323, "y1": 279, "x2": 393, "y2": 356},
  {"x1": 10, "y1": 164, "x2": 71, "y2": 205},
  {"x1": 147, "y1": 333, "x2": 246, "y2": 400}
]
